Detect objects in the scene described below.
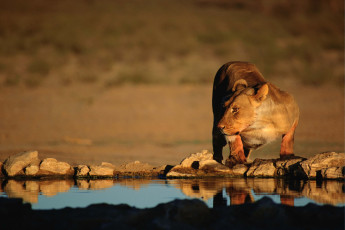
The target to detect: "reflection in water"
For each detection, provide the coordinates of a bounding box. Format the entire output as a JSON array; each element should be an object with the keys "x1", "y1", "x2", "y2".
[
  {"x1": 0, "y1": 178, "x2": 344, "y2": 208},
  {"x1": 167, "y1": 178, "x2": 345, "y2": 207}
]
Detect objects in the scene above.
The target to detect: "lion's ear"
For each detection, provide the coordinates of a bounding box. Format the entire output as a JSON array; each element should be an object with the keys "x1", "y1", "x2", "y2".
[
  {"x1": 232, "y1": 79, "x2": 248, "y2": 92},
  {"x1": 254, "y1": 84, "x2": 269, "y2": 102}
]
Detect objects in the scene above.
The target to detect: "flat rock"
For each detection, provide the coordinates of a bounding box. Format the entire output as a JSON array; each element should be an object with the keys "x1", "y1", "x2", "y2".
[
  {"x1": 40, "y1": 158, "x2": 73, "y2": 176},
  {"x1": 247, "y1": 159, "x2": 276, "y2": 177},
  {"x1": 300, "y1": 152, "x2": 345, "y2": 179},
  {"x1": 3, "y1": 151, "x2": 39, "y2": 176},
  {"x1": 89, "y1": 163, "x2": 114, "y2": 177}
]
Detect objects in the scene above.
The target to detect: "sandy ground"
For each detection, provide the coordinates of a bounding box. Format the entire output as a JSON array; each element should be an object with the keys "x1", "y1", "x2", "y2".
[{"x1": 0, "y1": 80, "x2": 343, "y2": 167}]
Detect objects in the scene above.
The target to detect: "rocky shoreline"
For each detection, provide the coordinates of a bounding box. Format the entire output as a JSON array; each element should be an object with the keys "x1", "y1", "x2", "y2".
[
  {"x1": 1, "y1": 150, "x2": 344, "y2": 230},
  {"x1": 1, "y1": 150, "x2": 344, "y2": 180}
]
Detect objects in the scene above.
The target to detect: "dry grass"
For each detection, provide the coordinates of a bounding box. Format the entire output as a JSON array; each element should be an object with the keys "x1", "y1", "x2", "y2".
[
  {"x1": 0, "y1": 0, "x2": 343, "y2": 88},
  {"x1": 0, "y1": 0, "x2": 343, "y2": 166}
]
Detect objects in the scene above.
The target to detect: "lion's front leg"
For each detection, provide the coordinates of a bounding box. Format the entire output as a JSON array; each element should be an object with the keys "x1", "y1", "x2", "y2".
[
  {"x1": 280, "y1": 120, "x2": 298, "y2": 159},
  {"x1": 225, "y1": 135, "x2": 247, "y2": 168},
  {"x1": 212, "y1": 126, "x2": 227, "y2": 163}
]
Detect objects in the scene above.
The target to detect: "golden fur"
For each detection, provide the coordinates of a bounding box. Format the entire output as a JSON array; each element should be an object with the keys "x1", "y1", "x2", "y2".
[{"x1": 212, "y1": 61, "x2": 299, "y2": 166}]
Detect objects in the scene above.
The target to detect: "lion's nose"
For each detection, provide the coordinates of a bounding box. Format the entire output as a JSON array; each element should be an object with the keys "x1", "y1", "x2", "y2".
[{"x1": 217, "y1": 124, "x2": 225, "y2": 131}]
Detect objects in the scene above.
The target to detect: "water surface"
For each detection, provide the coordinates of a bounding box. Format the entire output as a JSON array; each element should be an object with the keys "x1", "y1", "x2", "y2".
[{"x1": 1, "y1": 178, "x2": 344, "y2": 210}]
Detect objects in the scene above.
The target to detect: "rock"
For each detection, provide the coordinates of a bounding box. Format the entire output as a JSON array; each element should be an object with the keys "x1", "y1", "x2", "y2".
[
  {"x1": 24, "y1": 158, "x2": 41, "y2": 176},
  {"x1": 300, "y1": 152, "x2": 345, "y2": 179},
  {"x1": 321, "y1": 167, "x2": 344, "y2": 179},
  {"x1": 101, "y1": 162, "x2": 115, "y2": 169},
  {"x1": 89, "y1": 164, "x2": 114, "y2": 177},
  {"x1": 231, "y1": 164, "x2": 248, "y2": 176},
  {"x1": 40, "y1": 158, "x2": 73, "y2": 176},
  {"x1": 76, "y1": 165, "x2": 90, "y2": 177},
  {"x1": 167, "y1": 150, "x2": 232, "y2": 177},
  {"x1": 275, "y1": 157, "x2": 305, "y2": 177},
  {"x1": 247, "y1": 159, "x2": 276, "y2": 177},
  {"x1": 166, "y1": 168, "x2": 196, "y2": 177},
  {"x1": 179, "y1": 150, "x2": 213, "y2": 167},
  {"x1": 3, "y1": 151, "x2": 39, "y2": 176},
  {"x1": 199, "y1": 159, "x2": 232, "y2": 172},
  {"x1": 25, "y1": 165, "x2": 40, "y2": 176},
  {"x1": 153, "y1": 165, "x2": 171, "y2": 175}
]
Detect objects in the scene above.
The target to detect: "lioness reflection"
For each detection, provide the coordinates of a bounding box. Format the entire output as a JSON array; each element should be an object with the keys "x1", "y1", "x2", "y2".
[{"x1": 170, "y1": 178, "x2": 345, "y2": 207}]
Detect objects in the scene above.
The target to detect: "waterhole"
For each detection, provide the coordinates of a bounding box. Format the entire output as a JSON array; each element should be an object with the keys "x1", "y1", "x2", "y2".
[{"x1": 1, "y1": 178, "x2": 344, "y2": 210}]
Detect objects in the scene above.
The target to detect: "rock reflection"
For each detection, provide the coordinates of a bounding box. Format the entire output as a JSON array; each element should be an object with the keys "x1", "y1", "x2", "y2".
[
  {"x1": 3, "y1": 180, "x2": 39, "y2": 203},
  {"x1": 1, "y1": 178, "x2": 344, "y2": 207},
  {"x1": 1, "y1": 179, "x2": 74, "y2": 203},
  {"x1": 170, "y1": 178, "x2": 345, "y2": 207},
  {"x1": 117, "y1": 178, "x2": 153, "y2": 190},
  {"x1": 39, "y1": 180, "x2": 74, "y2": 197}
]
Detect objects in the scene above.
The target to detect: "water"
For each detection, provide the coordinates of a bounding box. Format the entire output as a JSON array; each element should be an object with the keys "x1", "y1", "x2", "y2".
[{"x1": 0, "y1": 178, "x2": 344, "y2": 210}]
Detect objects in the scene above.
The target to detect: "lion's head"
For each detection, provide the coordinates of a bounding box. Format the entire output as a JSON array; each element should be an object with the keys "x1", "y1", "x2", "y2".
[{"x1": 217, "y1": 79, "x2": 269, "y2": 137}]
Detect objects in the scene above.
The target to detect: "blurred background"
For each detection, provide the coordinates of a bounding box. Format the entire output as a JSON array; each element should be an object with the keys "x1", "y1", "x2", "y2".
[{"x1": 0, "y1": 0, "x2": 343, "y2": 166}]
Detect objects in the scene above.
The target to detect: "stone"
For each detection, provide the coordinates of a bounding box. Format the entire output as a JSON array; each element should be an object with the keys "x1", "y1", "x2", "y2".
[
  {"x1": 40, "y1": 158, "x2": 73, "y2": 175},
  {"x1": 166, "y1": 169, "x2": 196, "y2": 177},
  {"x1": 24, "y1": 158, "x2": 41, "y2": 176},
  {"x1": 247, "y1": 159, "x2": 276, "y2": 177},
  {"x1": 231, "y1": 164, "x2": 248, "y2": 176},
  {"x1": 275, "y1": 157, "x2": 305, "y2": 176},
  {"x1": 101, "y1": 162, "x2": 115, "y2": 169},
  {"x1": 179, "y1": 150, "x2": 213, "y2": 168},
  {"x1": 321, "y1": 167, "x2": 344, "y2": 179},
  {"x1": 199, "y1": 159, "x2": 232, "y2": 173},
  {"x1": 25, "y1": 165, "x2": 39, "y2": 176},
  {"x1": 3, "y1": 151, "x2": 39, "y2": 176},
  {"x1": 166, "y1": 150, "x2": 232, "y2": 177},
  {"x1": 76, "y1": 165, "x2": 90, "y2": 177},
  {"x1": 89, "y1": 164, "x2": 114, "y2": 177},
  {"x1": 300, "y1": 152, "x2": 345, "y2": 179}
]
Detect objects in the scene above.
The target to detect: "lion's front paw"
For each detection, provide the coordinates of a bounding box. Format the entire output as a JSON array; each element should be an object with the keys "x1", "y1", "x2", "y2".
[{"x1": 225, "y1": 155, "x2": 246, "y2": 168}]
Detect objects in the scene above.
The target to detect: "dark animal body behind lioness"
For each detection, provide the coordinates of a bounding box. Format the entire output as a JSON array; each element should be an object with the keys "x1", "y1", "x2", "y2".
[{"x1": 212, "y1": 61, "x2": 299, "y2": 167}]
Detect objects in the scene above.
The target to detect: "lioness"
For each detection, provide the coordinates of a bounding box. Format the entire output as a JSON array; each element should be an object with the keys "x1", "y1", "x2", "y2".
[{"x1": 212, "y1": 61, "x2": 299, "y2": 167}]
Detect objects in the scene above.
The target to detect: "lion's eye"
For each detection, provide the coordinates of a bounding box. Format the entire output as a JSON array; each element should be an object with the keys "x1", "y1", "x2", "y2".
[{"x1": 231, "y1": 107, "x2": 239, "y2": 113}]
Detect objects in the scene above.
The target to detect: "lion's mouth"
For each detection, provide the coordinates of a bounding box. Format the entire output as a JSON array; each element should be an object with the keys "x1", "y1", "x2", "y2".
[{"x1": 221, "y1": 130, "x2": 240, "y2": 136}]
